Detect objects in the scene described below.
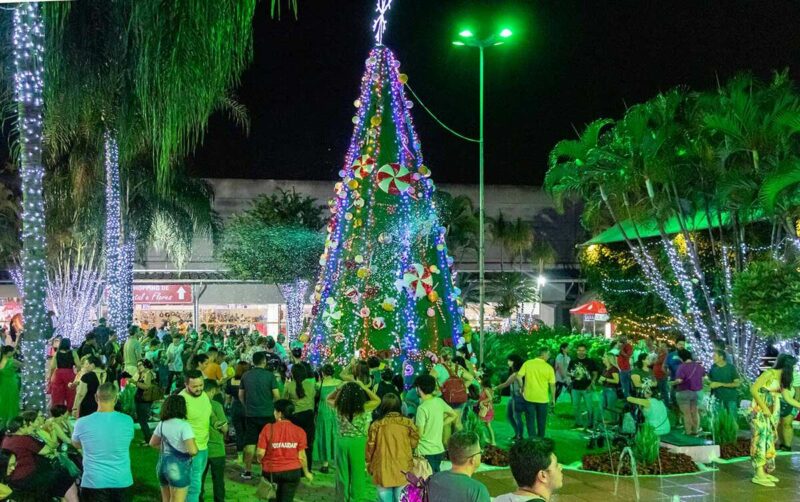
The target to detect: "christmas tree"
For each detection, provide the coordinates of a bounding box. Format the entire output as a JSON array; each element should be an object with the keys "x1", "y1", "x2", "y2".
[{"x1": 306, "y1": 45, "x2": 464, "y2": 367}]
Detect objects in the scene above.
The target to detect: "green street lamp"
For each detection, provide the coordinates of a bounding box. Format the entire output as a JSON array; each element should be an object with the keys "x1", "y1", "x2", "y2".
[{"x1": 452, "y1": 27, "x2": 514, "y2": 365}]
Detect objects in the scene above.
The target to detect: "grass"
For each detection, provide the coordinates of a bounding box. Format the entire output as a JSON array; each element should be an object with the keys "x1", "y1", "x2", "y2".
[{"x1": 127, "y1": 396, "x2": 591, "y2": 500}]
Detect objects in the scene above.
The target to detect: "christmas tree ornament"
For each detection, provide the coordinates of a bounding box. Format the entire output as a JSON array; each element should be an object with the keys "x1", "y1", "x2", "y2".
[
  {"x1": 352, "y1": 154, "x2": 376, "y2": 179},
  {"x1": 403, "y1": 263, "x2": 434, "y2": 299},
  {"x1": 372, "y1": 317, "x2": 386, "y2": 330},
  {"x1": 376, "y1": 163, "x2": 412, "y2": 195}
]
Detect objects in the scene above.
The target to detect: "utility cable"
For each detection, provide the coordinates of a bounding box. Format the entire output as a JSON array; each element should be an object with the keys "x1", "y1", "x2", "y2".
[{"x1": 404, "y1": 82, "x2": 480, "y2": 143}]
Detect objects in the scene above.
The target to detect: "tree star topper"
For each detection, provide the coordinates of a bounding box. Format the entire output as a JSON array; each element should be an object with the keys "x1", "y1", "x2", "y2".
[{"x1": 372, "y1": 0, "x2": 393, "y2": 45}]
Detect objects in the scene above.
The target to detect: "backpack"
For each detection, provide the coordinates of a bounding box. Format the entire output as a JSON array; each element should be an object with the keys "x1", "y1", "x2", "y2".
[
  {"x1": 441, "y1": 364, "x2": 467, "y2": 406},
  {"x1": 401, "y1": 472, "x2": 430, "y2": 502}
]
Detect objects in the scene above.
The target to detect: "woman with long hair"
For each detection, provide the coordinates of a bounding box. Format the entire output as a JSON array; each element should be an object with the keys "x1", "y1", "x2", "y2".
[
  {"x1": 314, "y1": 364, "x2": 341, "y2": 474},
  {"x1": 494, "y1": 354, "x2": 525, "y2": 441},
  {"x1": 327, "y1": 380, "x2": 381, "y2": 501},
  {"x1": 150, "y1": 394, "x2": 199, "y2": 502},
  {"x1": 367, "y1": 393, "x2": 419, "y2": 502},
  {"x1": 0, "y1": 346, "x2": 20, "y2": 428},
  {"x1": 255, "y1": 399, "x2": 314, "y2": 502},
  {"x1": 749, "y1": 354, "x2": 800, "y2": 487},
  {"x1": 48, "y1": 338, "x2": 81, "y2": 410},
  {"x1": 284, "y1": 363, "x2": 318, "y2": 470},
  {"x1": 70, "y1": 355, "x2": 107, "y2": 418}
]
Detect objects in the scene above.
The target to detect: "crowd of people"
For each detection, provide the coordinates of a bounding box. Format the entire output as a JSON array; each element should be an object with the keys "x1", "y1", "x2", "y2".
[{"x1": 0, "y1": 319, "x2": 799, "y2": 500}]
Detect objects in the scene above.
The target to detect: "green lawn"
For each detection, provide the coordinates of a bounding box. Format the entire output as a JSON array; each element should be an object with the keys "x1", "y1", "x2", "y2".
[{"x1": 128, "y1": 397, "x2": 589, "y2": 501}]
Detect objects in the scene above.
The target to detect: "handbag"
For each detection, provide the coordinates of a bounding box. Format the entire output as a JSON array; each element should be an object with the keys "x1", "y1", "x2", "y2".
[
  {"x1": 142, "y1": 372, "x2": 164, "y2": 402},
  {"x1": 408, "y1": 454, "x2": 432, "y2": 480},
  {"x1": 255, "y1": 424, "x2": 278, "y2": 500}
]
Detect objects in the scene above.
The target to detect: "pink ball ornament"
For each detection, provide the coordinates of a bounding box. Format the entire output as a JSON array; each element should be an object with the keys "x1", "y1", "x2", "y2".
[{"x1": 426, "y1": 308, "x2": 435, "y2": 317}]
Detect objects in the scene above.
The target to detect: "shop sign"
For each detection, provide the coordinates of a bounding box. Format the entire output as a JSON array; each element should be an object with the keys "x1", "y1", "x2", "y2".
[{"x1": 133, "y1": 284, "x2": 192, "y2": 304}]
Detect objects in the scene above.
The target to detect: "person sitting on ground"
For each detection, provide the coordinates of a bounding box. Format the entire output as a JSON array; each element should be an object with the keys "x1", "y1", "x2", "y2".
[
  {"x1": 1, "y1": 411, "x2": 79, "y2": 501},
  {"x1": 626, "y1": 384, "x2": 671, "y2": 436},
  {"x1": 494, "y1": 437, "x2": 564, "y2": 502},
  {"x1": 426, "y1": 430, "x2": 491, "y2": 502}
]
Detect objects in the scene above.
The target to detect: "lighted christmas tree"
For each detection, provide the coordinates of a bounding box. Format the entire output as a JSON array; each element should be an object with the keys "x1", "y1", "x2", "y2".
[{"x1": 306, "y1": 43, "x2": 465, "y2": 367}]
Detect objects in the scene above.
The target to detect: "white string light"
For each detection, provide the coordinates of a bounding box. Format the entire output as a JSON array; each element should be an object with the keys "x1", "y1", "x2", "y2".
[
  {"x1": 372, "y1": 0, "x2": 393, "y2": 45},
  {"x1": 14, "y1": 3, "x2": 49, "y2": 411},
  {"x1": 104, "y1": 132, "x2": 127, "y2": 338}
]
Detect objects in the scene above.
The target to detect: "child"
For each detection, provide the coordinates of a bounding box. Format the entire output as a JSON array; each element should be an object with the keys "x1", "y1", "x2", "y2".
[{"x1": 478, "y1": 372, "x2": 496, "y2": 445}]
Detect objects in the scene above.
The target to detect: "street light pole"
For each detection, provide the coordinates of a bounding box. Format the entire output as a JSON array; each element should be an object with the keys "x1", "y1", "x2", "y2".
[
  {"x1": 478, "y1": 44, "x2": 486, "y2": 366},
  {"x1": 453, "y1": 28, "x2": 512, "y2": 366}
]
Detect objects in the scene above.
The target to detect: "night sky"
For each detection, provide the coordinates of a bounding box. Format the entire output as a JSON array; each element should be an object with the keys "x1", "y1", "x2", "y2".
[{"x1": 187, "y1": 0, "x2": 800, "y2": 186}]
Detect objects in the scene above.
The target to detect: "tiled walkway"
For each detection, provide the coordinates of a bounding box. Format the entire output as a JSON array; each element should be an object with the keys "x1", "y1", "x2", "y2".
[{"x1": 475, "y1": 453, "x2": 800, "y2": 501}]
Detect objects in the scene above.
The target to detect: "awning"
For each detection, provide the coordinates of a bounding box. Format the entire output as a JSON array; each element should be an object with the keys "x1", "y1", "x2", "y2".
[
  {"x1": 570, "y1": 300, "x2": 607, "y2": 315},
  {"x1": 583, "y1": 206, "x2": 765, "y2": 246}
]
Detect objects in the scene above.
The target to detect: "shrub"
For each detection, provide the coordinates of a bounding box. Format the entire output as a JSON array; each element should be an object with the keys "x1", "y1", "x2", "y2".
[
  {"x1": 633, "y1": 424, "x2": 660, "y2": 466},
  {"x1": 713, "y1": 408, "x2": 739, "y2": 446}
]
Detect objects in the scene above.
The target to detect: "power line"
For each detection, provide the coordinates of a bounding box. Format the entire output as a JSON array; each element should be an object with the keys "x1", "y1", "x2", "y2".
[{"x1": 404, "y1": 82, "x2": 480, "y2": 143}]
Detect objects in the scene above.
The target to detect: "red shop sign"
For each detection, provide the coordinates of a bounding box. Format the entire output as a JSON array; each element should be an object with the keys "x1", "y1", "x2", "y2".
[{"x1": 133, "y1": 284, "x2": 192, "y2": 304}]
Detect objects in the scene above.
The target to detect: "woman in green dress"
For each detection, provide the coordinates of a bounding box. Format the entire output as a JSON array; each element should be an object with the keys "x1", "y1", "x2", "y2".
[
  {"x1": 314, "y1": 364, "x2": 342, "y2": 473},
  {"x1": 0, "y1": 346, "x2": 20, "y2": 428}
]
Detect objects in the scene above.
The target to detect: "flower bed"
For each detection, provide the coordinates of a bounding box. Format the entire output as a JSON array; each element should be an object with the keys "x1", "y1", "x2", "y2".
[
  {"x1": 719, "y1": 438, "x2": 750, "y2": 459},
  {"x1": 481, "y1": 444, "x2": 510, "y2": 467},
  {"x1": 581, "y1": 447, "x2": 699, "y2": 475}
]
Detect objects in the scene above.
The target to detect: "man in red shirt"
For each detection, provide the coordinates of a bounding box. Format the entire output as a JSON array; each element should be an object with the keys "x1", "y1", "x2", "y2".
[{"x1": 616, "y1": 336, "x2": 633, "y2": 397}]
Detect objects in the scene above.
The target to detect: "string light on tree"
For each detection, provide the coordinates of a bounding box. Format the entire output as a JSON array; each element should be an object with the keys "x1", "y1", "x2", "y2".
[
  {"x1": 104, "y1": 132, "x2": 127, "y2": 339},
  {"x1": 13, "y1": 2, "x2": 49, "y2": 411}
]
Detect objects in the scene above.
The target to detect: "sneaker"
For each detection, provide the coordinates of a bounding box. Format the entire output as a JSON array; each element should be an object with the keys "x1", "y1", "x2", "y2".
[
  {"x1": 751, "y1": 476, "x2": 775, "y2": 487},
  {"x1": 764, "y1": 474, "x2": 779, "y2": 483},
  {"x1": 240, "y1": 471, "x2": 253, "y2": 480}
]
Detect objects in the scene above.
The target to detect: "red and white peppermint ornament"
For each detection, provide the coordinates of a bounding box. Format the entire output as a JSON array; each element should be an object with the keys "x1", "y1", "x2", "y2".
[
  {"x1": 352, "y1": 154, "x2": 376, "y2": 179},
  {"x1": 376, "y1": 163, "x2": 413, "y2": 195}
]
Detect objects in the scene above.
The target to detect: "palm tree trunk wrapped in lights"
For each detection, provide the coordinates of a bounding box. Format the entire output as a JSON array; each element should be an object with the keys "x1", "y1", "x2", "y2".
[{"x1": 13, "y1": 3, "x2": 50, "y2": 411}]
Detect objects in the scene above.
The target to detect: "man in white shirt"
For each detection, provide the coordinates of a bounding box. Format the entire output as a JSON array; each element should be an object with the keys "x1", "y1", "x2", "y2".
[{"x1": 165, "y1": 335, "x2": 184, "y2": 393}]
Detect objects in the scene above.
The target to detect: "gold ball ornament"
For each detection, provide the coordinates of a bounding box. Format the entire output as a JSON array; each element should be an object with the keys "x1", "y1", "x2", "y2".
[
  {"x1": 347, "y1": 179, "x2": 359, "y2": 190},
  {"x1": 418, "y1": 165, "x2": 431, "y2": 177},
  {"x1": 357, "y1": 267, "x2": 370, "y2": 279},
  {"x1": 427, "y1": 291, "x2": 439, "y2": 303},
  {"x1": 398, "y1": 73, "x2": 408, "y2": 84},
  {"x1": 370, "y1": 115, "x2": 382, "y2": 127},
  {"x1": 299, "y1": 334, "x2": 310, "y2": 343}
]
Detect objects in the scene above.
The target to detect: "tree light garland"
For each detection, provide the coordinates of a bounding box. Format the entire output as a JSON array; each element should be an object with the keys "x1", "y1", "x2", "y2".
[
  {"x1": 14, "y1": 3, "x2": 49, "y2": 411},
  {"x1": 278, "y1": 279, "x2": 308, "y2": 342},
  {"x1": 104, "y1": 132, "x2": 128, "y2": 338}
]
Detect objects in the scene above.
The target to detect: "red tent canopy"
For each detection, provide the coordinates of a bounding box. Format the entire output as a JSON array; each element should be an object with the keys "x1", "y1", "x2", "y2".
[{"x1": 569, "y1": 300, "x2": 607, "y2": 315}]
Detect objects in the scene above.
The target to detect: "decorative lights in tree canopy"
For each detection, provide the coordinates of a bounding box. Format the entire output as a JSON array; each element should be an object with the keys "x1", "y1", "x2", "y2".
[
  {"x1": 14, "y1": 3, "x2": 49, "y2": 411},
  {"x1": 306, "y1": 46, "x2": 464, "y2": 366}
]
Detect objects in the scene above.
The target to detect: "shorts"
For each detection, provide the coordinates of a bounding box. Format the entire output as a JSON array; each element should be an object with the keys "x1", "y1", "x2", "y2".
[
  {"x1": 157, "y1": 453, "x2": 192, "y2": 488},
  {"x1": 244, "y1": 415, "x2": 275, "y2": 445},
  {"x1": 779, "y1": 400, "x2": 797, "y2": 418}
]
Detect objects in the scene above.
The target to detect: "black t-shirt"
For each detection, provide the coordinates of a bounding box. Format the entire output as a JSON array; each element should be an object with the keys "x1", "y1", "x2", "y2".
[
  {"x1": 568, "y1": 357, "x2": 599, "y2": 390},
  {"x1": 240, "y1": 367, "x2": 279, "y2": 417}
]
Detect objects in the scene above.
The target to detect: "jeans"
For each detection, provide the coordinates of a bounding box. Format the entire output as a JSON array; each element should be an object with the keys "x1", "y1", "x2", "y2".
[
  {"x1": 424, "y1": 452, "x2": 444, "y2": 473},
  {"x1": 676, "y1": 390, "x2": 699, "y2": 434},
  {"x1": 520, "y1": 401, "x2": 548, "y2": 438},
  {"x1": 200, "y1": 456, "x2": 225, "y2": 502},
  {"x1": 571, "y1": 388, "x2": 595, "y2": 430},
  {"x1": 656, "y1": 377, "x2": 669, "y2": 402},
  {"x1": 231, "y1": 401, "x2": 246, "y2": 452},
  {"x1": 619, "y1": 370, "x2": 632, "y2": 398},
  {"x1": 187, "y1": 449, "x2": 209, "y2": 502},
  {"x1": 157, "y1": 452, "x2": 193, "y2": 488},
  {"x1": 377, "y1": 485, "x2": 404, "y2": 502},
  {"x1": 135, "y1": 401, "x2": 152, "y2": 442},
  {"x1": 264, "y1": 469, "x2": 302, "y2": 502},
  {"x1": 79, "y1": 487, "x2": 131, "y2": 502},
  {"x1": 507, "y1": 396, "x2": 526, "y2": 438}
]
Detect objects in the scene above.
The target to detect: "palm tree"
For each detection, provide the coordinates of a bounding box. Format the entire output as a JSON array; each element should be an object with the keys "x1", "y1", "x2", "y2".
[
  {"x1": 486, "y1": 272, "x2": 537, "y2": 318},
  {"x1": 504, "y1": 217, "x2": 534, "y2": 270},
  {"x1": 488, "y1": 211, "x2": 512, "y2": 271},
  {"x1": 12, "y1": 3, "x2": 50, "y2": 411}
]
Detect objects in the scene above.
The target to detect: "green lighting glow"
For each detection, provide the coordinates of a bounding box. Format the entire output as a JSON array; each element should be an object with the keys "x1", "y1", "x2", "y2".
[
  {"x1": 499, "y1": 28, "x2": 513, "y2": 38},
  {"x1": 493, "y1": 41, "x2": 504, "y2": 46},
  {"x1": 459, "y1": 29, "x2": 474, "y2": 38},
  {"x1": 452, "y1": 41, "x2": 465, "y2": 46}
]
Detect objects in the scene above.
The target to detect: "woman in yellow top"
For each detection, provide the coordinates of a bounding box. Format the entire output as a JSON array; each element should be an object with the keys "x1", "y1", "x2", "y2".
[{"x1": 749, "y1": 354, "x2": 800, "y2": 487}]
